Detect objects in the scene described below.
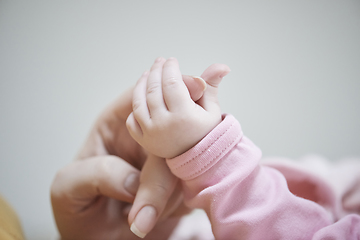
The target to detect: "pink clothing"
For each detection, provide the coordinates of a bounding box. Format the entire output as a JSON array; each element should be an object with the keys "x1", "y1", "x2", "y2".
[{"x1": 166, "y1": 114, "x2": 360, "y2": 240}]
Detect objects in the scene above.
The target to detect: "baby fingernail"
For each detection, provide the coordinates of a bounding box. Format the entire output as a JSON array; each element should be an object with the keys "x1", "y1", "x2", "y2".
[
  {"x1": 130, "y1": 205, "x2": 157, "y2": 238},
  {"x1": 155, "y1": 57, "x2": 164, "y2": 62},
  {"x1": 124, "y1": 172, "x2": 140, "y2": 196}
]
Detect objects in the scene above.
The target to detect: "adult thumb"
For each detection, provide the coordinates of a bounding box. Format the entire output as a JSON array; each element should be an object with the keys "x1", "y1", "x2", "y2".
[
  {"x1": 182, "y1": 75, "x2": 207, "y2": 102},
  {"x1": 199, "y1": 63, "x2": 231, "y2": 111},
  {"x1": 128, "y1": 154, "x2": 179, "y2": 238},
  {"x1": 202, "y1": 63, "x2": 231, "y2": 88}
]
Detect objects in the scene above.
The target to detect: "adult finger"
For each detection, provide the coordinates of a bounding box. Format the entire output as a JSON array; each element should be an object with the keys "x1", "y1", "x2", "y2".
[
  {"x1": 199, "y1": 63, "x2": 231, "y2": 112},
  {"x1": 182, "y1": 75, "x2": 207, "y2": 102},
  {"x1": 201, "y1": 63, "x2": 231, "y2": 88},
  {"x1": 128, "y1": 154, "x2": 178, "y2": 238},
  {"x1": 162, "y1": 58, "x2": 193, "y2": 112},
  {"x1": 51, "y1": 155, "x2": 140, "y2": 214},
  {"x1": 146, "y1": 57, "x2": 167, "y2": 116}
]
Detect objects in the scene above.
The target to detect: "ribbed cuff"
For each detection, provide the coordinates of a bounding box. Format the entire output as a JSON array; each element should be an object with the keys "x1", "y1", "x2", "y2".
[{"x1": 166, "y1": 114, "x2": 243, "y2": 181}]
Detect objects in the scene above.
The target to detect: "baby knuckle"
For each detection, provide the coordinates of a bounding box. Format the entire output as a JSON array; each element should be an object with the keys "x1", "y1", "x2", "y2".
[
  {"x1": 147, "y1": 81, "x2": 161, "y2": 95},
  {"x1": 132, "y1": 99, "x2": 142, "y2": 111},
  {"x1": 173, "y1": 112, "x2": 189, "y2": 124},
  {"x1": 154, "y1": 121, "x2": 168, "y2": 132},
  {"x1": 146, "y1": 124, "x2": 159, "y2": 136},
  {"x1": 163, "y1": 77, "x2": 178, "y2": 88}
]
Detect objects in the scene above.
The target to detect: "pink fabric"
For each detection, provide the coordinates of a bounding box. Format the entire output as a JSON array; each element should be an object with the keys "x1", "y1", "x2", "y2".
[{"x1": 166, "y1": 114, "x2": 360, "y2": 240}]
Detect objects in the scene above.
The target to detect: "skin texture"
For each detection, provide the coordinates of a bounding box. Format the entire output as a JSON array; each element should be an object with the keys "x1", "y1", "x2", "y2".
[
  {"x1": 126, "y1": 57, "x2": 229, "y2": 159},
  {"x1": 50, "y1": 58, "x2": 230, "y2": 240},
  {"x1": 127, "y1": 57, "x2": 230, "y2": 238}
]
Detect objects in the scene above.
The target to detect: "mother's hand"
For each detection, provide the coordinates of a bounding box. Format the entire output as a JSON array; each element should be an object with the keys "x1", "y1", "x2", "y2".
[{"x1": 50, "y1": 61, "x2": 230, "y2": 240}]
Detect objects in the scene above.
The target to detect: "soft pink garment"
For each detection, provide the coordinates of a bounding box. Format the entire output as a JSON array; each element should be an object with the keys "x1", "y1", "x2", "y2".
[{"x1": 166, "y1": 114, "x2": 360, "y2": 240}]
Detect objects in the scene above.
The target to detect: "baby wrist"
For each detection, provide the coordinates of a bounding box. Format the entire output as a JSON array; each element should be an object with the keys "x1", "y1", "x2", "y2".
[{"x1": 166, "y1": 114, "x2": 243, "y2": 181}]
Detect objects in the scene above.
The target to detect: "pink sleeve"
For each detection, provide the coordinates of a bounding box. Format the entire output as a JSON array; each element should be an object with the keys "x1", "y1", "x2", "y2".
[{"x1": 166, "y1": 114, "x2": 360, "y2": 240}]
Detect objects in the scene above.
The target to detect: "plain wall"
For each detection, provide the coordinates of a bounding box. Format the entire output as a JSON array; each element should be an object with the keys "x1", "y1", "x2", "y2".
[{"x1": 0, "y1": 1, "x2": 359, "y2": 239}]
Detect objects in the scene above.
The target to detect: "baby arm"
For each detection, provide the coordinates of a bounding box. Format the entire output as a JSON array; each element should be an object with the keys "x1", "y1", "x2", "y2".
[
  {"x1": 166, "y1": 115, "x2": 338, "y2": 239},
  {"x1": 125, "y1": 57, "x2": 230, "y2": 239},
  {"x1": 126, "y1": 57, "x2": 226, "y2": 159},
  {"x1": 126, "y1": 58, "x2": 360, "y2": 239}
]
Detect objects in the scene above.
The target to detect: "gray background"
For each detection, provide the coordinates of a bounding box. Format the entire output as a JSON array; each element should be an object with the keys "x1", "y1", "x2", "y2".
[{"x1": 1, "y1": 1, "x2": 359, "y2": 239}]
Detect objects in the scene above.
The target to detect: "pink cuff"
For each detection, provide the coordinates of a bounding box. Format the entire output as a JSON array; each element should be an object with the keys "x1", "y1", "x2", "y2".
[{"x1": 166, "y1": 114, "x2": 243, "y2": 180}]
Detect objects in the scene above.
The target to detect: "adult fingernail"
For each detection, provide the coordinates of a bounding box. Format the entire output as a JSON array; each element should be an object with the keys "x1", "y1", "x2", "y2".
[
  {"x1": 130, "y1": 205, "x2": 157, "y2": 238},
  {"x1": 124, "y1": 172, "x2": 139, "y2": 196},
  {"x1": 192, "y1": 76, "x2": 207, "y2": 91}
]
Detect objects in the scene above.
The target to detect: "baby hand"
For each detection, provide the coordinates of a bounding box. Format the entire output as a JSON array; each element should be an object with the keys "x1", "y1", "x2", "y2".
[{"x1": 126, "y1": 57, "x2": 230, "y2": 159}]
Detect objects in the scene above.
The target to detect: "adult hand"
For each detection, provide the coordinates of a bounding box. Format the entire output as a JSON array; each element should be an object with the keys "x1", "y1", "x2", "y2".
[
  {"x1": 51, "y1": 59, "x2": 230, "y2": 240},
  {"x1": 127, "y1": 58, "x2": 231, "y2": 238}
]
